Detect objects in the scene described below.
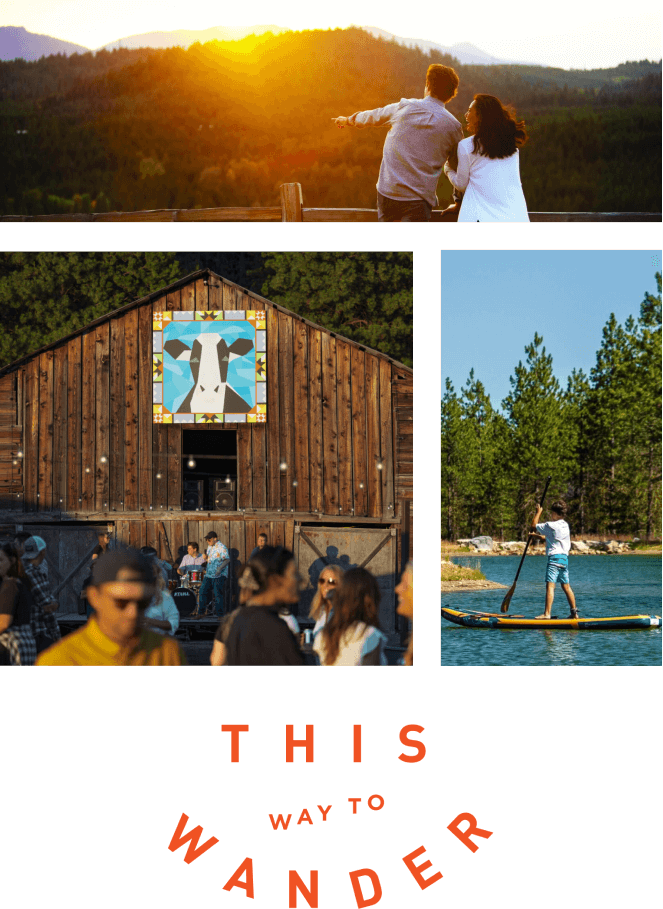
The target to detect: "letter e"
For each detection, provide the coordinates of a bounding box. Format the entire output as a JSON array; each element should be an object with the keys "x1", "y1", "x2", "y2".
[{"x1": 402, "y1": 846, "x2": 442, "y2": 890}]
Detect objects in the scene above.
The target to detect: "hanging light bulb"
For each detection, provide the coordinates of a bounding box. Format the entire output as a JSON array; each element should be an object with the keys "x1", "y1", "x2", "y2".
[
  {"x1": 156, "y1": 472, "x2": 162, "y2": 479},
  {"x1": 279, "y1": 461, "x2": 288, "y2": 471},
  {"x1": 359, "y1": 482, "x2": 364, "y2": 489},
  {"x1": 187, "y1": 457, "x2": 196, "y2": 469},
  {"x1": 17, "y1": 450, "x2": 23, "y2": 458},
  {"x1": 377, "y1": 460, "x2": 384, "y2": 471},
  {"x1": 85, "y1": 467, "x2": 91, "y2": 474},
  {"x1": 100, "y1": 455, "x2": 108, "y2": 464},
  {"x1": 292, "y1": 480, "x2": 298, "y2": 487}
]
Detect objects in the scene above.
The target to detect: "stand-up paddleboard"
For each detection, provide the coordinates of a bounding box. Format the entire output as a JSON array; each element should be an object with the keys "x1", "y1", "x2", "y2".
[
  {"x1": 441, "y1": 606, "x2": 661, "y2": 629},
  {"x1": 443, "y1": 608, "x2": 527, "y2": 619}
]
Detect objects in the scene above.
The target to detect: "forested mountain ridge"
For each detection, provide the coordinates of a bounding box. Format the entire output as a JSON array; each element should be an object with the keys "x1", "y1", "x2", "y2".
[
  {"x1": 1, "y1": 28, "x2": 660, "y2": 215},
  {"x1": 0, "y1": 25, "x2": 88, "y2": 61}
]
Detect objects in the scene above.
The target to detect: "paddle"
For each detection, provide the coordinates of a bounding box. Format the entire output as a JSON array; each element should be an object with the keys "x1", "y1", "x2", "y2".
[{"x1": 500, "y1": 475, "x2": 552, "y2": 613}]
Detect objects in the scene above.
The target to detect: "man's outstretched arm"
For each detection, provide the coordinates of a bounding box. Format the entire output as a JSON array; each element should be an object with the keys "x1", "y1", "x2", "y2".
[{"x1": 332, "y1": 101, "x2": 401, "y2": 130}]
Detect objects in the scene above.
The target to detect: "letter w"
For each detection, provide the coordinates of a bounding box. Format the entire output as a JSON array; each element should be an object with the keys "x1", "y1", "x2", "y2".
[
  {"x1": 168, "y1": 813, "x2": 219, "y2": 864},
  {"x1": 269, "y1": 814, "x2": 293, "y2": 830}
]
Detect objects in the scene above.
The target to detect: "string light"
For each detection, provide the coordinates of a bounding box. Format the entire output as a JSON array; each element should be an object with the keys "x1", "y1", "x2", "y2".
[{"x1": 10, "y1": 442, "x2": 386, "y2": 519}]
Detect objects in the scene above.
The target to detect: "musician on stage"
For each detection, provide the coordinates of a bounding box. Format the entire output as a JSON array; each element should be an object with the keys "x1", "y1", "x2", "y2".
[
  {"x1": 177, "y1": 542, "x2": 206, "y2": 577},
  {"x1": 199, "y1": 532, "x2": 230, "y2": 618}
]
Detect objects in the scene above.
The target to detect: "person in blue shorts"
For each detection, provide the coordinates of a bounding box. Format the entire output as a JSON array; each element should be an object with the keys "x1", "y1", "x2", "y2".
[{"x1": 530, "y1": 499, "x2": 578, "y2": 619}]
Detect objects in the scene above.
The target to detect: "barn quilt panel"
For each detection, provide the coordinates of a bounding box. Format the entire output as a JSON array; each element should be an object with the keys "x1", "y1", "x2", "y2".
[{"x1": 152, "y1": 310, "x2": 267, "y2": 424}]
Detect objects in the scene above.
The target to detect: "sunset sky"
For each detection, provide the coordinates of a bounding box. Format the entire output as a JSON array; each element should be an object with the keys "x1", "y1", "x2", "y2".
[{"x1": 2, "y1": 0, "x2": 661, "y2": 69}]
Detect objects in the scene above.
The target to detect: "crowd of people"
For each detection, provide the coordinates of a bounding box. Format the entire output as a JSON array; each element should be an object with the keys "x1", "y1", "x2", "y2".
[{"x1": 0, "y1": 530, "x2": 413, "y2": 667}]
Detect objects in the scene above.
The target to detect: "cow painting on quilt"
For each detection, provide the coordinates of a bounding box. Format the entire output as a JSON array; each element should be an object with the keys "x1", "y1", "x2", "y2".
[{"x1": 152, "y1": 310, "x2": 267, "y2": 424}]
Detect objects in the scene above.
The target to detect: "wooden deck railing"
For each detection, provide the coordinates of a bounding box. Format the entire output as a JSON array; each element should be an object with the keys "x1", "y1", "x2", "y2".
[{"x1": 1, "y1": 184, "x2": 660, "y2": 222}]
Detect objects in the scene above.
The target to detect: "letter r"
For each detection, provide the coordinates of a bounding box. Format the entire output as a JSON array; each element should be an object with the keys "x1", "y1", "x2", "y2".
[{"x1": 447, "y1": 813, "x2": 493, "y2": 853}]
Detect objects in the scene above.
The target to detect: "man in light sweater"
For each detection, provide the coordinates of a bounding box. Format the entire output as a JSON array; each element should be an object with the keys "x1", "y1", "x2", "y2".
[{"x1": 333, "y1": 64, "x2": 463, "y2": 221}]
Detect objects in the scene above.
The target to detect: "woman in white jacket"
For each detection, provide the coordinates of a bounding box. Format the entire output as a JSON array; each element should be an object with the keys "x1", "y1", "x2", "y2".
[{"x1": 444, "y1": 94, "x2": 529, "y2": 222}]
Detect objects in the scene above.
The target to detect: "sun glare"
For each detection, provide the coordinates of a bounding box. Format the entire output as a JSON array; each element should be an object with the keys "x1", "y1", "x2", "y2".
[{"x1": 211, "y1": 32, "x2": 275, "y2": 59}]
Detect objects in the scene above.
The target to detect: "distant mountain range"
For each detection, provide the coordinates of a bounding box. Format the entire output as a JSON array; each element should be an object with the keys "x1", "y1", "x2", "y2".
[
  {"x1": 0, "y1": 25, "x2": 88, "y2": 61},
  {"x1": 0, "y1": 23, "x2": 597, "y2": 69},
  {"x1": 100, "y1": 24, "x2": 288, "y2": 52},
  {"x1": 359, "y1": 26, "x2": 537, "y2": 66}
]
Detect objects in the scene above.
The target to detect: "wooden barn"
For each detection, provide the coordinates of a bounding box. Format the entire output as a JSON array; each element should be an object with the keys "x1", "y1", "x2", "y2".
[{"x1": 0, "y1": 269, "x2": 413, "y2": 651}]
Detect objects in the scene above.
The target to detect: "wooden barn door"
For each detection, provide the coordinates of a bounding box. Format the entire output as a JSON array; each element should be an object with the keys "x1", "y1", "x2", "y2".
[
  {"x1": 295, "y1": 525, "x2": 397, "y2": 638},
  {"x1": 20, "y1": 524, "x2": 104, "y2": 615}
]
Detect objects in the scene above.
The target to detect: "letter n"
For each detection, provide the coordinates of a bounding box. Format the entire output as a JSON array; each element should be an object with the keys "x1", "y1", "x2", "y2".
[
  {"x1": 289, "y1": 870, "x2": 318, "y2": 908},
  {"x1": 349, "y1": 869, "x2": 382, "y2": 908},
  {"x1": 223, "y1": 858, "x2": 255, "y2": 898}
]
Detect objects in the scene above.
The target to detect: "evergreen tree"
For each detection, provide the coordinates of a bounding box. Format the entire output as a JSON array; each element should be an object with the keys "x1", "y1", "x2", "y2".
[
  {"x1": 502, "y1": 333, "x2": 573, "y2": 536},
  {"x1": 440, "y1": 379, "x2": 467, "y2": 540},
  {"x1": 0, "y1": 252, "x2": 183, "y2": 367},
  {"x1": 257, "y1": 252, "x2": 413, "y2": 366},
  {"x1": 440, "y1": 275, "x2": 661, "y2": 542}
]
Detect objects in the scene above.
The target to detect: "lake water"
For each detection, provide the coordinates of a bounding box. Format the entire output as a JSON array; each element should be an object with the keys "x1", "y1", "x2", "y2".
[{"x1": 441, "y1": 555, "x2": 662, "y2": 666}]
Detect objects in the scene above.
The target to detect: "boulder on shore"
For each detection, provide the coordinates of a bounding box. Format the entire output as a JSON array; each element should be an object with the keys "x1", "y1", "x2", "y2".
[
  {"x1": 570, "y1": 540, "x2": 590, "y2": 552},
  {"x1": 500, "y1": 541, "x2": 526, "y2": 552},
  {"x1": 456, "y1": 535, "x2": 495, "y2": 552}
]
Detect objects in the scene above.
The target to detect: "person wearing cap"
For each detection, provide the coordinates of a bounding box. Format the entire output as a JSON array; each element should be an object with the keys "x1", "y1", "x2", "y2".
[
  {"x1": 20, "y1": 535, "x2": 61, "y2": 653},
  {"x1": 198, "y1": 531, "x2": 229, "y2": 618},
  {"x1": 37, "y1": 549, "x2": 187, "y2": 665}
]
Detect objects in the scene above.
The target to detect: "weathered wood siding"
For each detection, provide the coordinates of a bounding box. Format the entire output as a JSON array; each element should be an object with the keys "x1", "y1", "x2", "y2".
[
  {"x1": 0, "y1": 373, "x2": 22, "y2": 505},
  {"x1": 2, "y1": 272, "x2": 412, "y2": 521}
]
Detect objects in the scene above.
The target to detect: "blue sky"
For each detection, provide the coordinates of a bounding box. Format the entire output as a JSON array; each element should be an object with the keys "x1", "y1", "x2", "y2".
[{"x1": 441, "y1": 251, "x2": 661, "y2": 410}]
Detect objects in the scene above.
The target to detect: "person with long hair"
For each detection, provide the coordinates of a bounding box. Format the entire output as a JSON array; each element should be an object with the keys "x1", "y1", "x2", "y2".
[
  {"x1": 309, "y1": 564, "x2": 344, "y2": 635},
  {"x1": 333, "y1": 64, "x2": 464, "y2": 221},
  {"x1": 0, "y1": 542, "x2": 37, "y2": 665},
  {"x1": 314, "y1": 567, "x2": 387, "y2": 666},
  {"x1": 444, "y1": 94, "x2": 529, "y2": 221},
  {"x1": 143, "y1": 563, "x2": 180, "y2": 635}
]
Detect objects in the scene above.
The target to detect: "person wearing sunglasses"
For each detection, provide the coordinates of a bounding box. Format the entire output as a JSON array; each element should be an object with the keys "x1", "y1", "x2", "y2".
[
  {"x1": 37, "y1": 550, "x2": 187, "y2": 665},
  {"x1": 309, "y1": 565, "x2": 344, "y2": 637}
]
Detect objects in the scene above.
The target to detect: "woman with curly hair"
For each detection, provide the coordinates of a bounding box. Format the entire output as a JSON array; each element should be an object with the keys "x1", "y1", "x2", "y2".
[{"x1": 444, "y1": 94, "x2": 529, "y2": 221}]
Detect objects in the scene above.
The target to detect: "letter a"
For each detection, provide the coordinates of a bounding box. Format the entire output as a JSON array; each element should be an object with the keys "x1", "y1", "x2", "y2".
[{"x1": 223, "y1": 858, "x2": 255, "y2": 898}]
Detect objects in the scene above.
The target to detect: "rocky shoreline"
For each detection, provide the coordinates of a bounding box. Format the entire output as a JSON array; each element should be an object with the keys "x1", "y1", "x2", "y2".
[
  {"x1": 444, "y1": 548, "x2": 661, "y2": 557},
  {"x1": 448, "y1": 536, "x2": 660, "y2": 556},
  {"x1": 440, "y1": 579, "x2": 508, "y2": 591}
]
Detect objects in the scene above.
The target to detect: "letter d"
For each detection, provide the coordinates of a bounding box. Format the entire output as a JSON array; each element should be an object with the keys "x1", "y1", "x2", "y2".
[{"x1": 349, "y1": 869, "x2": 382, "y2": 907}]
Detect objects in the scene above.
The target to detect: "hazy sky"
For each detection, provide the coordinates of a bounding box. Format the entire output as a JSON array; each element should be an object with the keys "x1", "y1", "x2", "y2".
[
  {"x1": 441, "y1": 252, "x2": 661, "y2": 409},
  {"x1": 3, "y1": 0, "x2": 661, "y2": 68}
]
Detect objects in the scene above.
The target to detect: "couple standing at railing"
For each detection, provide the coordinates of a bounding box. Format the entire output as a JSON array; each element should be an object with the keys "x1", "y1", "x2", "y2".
[{"x1": 333, "y1": 63, "x2": 529, "y2": 222}]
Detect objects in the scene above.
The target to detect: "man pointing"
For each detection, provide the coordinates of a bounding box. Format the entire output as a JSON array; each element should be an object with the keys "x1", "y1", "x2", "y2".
[{"x1": 333, "y1": 64, "x2": 463, "y2": 221}]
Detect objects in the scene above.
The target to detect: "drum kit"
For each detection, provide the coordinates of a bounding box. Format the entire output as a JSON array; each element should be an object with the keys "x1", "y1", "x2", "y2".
[{"x1": 169, "y1": 566, "x2": 206, "y2": 617}]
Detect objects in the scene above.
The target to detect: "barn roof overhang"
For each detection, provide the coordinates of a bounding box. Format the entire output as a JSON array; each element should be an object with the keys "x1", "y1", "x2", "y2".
[{"x1": 0, "y1": 269, "x2": 413, "y2": 379}]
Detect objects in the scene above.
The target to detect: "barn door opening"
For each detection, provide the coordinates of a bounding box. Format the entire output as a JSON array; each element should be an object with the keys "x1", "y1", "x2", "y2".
[
  {"x1": 182, "y1": 429, "x2": 237, "y2": 511},
  {"x1": 295, "y1": 525, "x2": 398, "y2": 640}
]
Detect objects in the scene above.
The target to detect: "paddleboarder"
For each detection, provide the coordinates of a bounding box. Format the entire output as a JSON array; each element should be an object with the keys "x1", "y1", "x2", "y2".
[{"x1": 530, "y1": 500, "x2": 578, "y2": 620}]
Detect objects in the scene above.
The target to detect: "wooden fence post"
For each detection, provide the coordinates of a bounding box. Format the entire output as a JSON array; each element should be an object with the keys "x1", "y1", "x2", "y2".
[{"x1": 280, "y1": 183, "x2": 304, "y2": 221}]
